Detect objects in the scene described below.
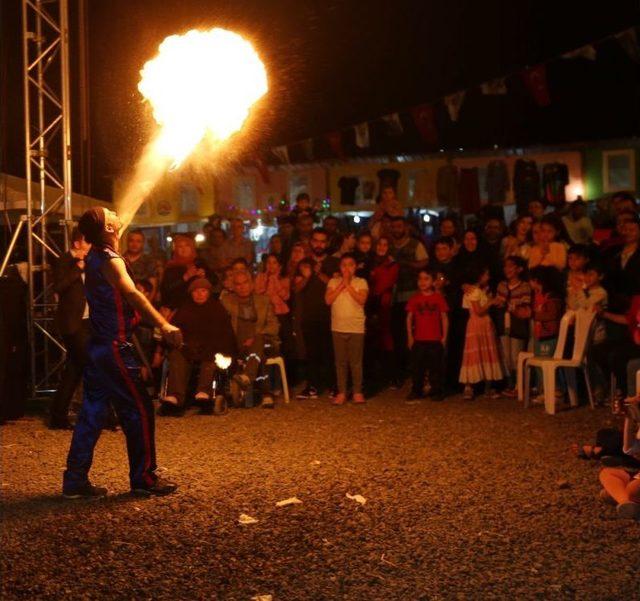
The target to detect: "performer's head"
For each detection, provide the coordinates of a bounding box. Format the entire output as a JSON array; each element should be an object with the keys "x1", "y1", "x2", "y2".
[{"x1": 78, "y1": 207, "x2": 121, "y2": 249}]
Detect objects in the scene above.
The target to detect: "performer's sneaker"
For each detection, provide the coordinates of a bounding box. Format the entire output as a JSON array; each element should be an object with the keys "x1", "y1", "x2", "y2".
[
  {"x1": 63, "y1": 483, "x2": 108, "y2": 500},
  {"x1": 132, "y1": 477, "x2": 178, "y2": 497}
]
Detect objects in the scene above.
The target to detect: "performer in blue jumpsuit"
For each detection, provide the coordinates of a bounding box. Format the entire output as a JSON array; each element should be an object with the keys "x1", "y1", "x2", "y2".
[{"x1": 63, "y1": 207, "x2": 183, "y2": 498}]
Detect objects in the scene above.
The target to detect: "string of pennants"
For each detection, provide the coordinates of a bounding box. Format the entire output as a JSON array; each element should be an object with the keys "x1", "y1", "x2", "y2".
[{"x1": 255, "y1": 26, "x2": 639, "y2": 175}]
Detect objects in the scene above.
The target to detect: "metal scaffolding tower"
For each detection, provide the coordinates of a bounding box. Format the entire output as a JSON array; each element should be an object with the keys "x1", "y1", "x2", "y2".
[{"x1": 0, "y1": 0, "x2": 73, "y2": 398}]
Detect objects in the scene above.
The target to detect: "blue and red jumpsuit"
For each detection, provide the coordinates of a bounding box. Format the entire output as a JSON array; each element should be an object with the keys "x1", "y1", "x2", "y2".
[{"x1": 63, "y1": 246, "x2": 158, "y2": 492}]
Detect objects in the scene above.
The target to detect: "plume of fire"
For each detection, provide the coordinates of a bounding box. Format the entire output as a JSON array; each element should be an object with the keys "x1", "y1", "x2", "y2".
[{"x1": 118, "y1": 28, "x2": 268, "y2": 228}]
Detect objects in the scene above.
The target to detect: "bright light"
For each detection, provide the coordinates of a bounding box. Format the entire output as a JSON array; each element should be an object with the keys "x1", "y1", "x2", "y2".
[
  {"x1": 215, "y1": 353, "x2": 232, "y2": 370},
  {"x1": 570, "y1": 183, "x2": 584, "y2": 200},
  {"x1": 139, "y1": 28, "x2": 268, "y2": 167},
  {"x1": 353, "y1": 215, "x2": 361, "y2": 224},
  {"x1": 166, "y1": 235, "x2": 173, "y2": 243},
  {"x1": 195, "y1": 233, "x2": 206, "y2": 243},
  {"x1": 423, "y1": 214, "x2": 431, "y2": 223},
  {"x1": 252, "y1": 220, "x2": 264, "y2": 238}
]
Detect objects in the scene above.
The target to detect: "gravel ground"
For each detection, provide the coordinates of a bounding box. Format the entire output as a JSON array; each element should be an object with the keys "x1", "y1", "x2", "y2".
[{"x1": 1, "y1": 390, "x2": 639, "y2": 600}]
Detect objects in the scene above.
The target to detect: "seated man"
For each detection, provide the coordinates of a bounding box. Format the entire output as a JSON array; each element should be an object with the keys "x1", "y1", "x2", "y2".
[
  {"x1": 221, "y1": 270, "x2": 279, "y2": 408},
  {"x1": 161, "y1": 278, "x2": 236, "y2": 415}
]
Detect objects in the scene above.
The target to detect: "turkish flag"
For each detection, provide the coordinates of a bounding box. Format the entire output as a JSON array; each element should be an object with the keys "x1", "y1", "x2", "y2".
[
  {"x1": 326, "y1": 131, "x2": 345, "y2": 159},
  {"x1": 411, "y1": 104, "x2": 438, "y2": 145},
  {"x1": 522, "y1": 64, "x2": 551, "y2": 107}
]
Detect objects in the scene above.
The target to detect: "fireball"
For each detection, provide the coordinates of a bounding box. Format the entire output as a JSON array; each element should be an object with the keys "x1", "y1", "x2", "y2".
[{"x1": 138, "y1": 28, "x2": 268, "y2": 166}]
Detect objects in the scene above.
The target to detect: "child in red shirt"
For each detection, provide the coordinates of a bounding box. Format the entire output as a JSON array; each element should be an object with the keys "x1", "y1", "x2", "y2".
[{"x1": 406, "y1": 269, "x2": 449, "y2": 400}]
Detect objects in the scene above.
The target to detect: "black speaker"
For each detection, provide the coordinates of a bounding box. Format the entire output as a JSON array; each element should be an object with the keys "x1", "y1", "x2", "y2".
[{"x1": 0, "y1": 273, "x2": 28, "y2": 422}]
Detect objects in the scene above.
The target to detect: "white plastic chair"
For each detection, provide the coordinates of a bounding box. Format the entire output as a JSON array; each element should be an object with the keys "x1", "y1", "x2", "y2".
[
  {"x1": 266, "y1": 356, "x2": 289, "y2": 404},
  {"x1": 517, "y1": 312, "x2": 572, "y2": 402},
  {"x1": 523, "y1": 309, "x2": 595, "y2": 415}
]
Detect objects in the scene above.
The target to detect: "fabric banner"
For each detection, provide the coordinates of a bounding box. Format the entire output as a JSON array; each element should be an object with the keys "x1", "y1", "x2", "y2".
[
  {"x1": 410, "y1": 103, "x2": 438, "y2": 145},
  {"x1": 616, "y1": 28, "x2": 640, "y2": 63},
  {"x1": 326, "y1": 131, "x2": 345, "y2": 159},
  {"x1": 522, "y1": 64, "x2": 551, "y2": 107},
  {"x1": 480, "y1": 77, "x2": 507, "y2": 95},
  {"x1": 354, "y1": 122, "x2": 370, "y2": 148},
  {"x1": 271, "y1": 145, "x2": 289, "y2": 164},
  {"x1": 382, "y1": 112, "x2": 403, "y2": 136},
  {"x1": 302, "y1": 138, "x2": 314, "y2": 162},
  {"x1": 562, "y1": 44, "x2": 597, "y2": 60},
  {"x1": 444, "y1": 90, "x2": 466, "y2": 121}
]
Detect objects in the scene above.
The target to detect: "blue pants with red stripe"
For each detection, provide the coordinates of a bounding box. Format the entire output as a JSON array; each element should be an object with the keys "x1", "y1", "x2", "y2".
[{"x1": 63, "y1": 340, "x2": 157, "y2": 492}]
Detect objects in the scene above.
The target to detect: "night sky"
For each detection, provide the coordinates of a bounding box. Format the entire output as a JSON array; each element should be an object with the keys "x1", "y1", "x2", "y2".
[{"x1": 1, "y1": 0, "x2": 639, "y2": 200}]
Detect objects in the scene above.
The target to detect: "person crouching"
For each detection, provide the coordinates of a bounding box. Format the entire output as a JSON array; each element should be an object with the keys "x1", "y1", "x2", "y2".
[
  {"x1": 221, "y1": 270, "x2": 280, "y2": 408},
  {"x1": 161, "y1": 278, "x2": 236, "y2": 415}
]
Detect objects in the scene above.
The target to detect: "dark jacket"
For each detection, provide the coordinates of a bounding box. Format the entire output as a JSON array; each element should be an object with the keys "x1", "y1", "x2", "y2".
[
  {"x1": 53, "y1": 252, "x2": 87, "y2": 335},
  {"x1": 160, "y1": 259, "x2": 214, "y2": 309},
  {"x1": 171, "y1": 297, "x2": 237, "y2": 362}
]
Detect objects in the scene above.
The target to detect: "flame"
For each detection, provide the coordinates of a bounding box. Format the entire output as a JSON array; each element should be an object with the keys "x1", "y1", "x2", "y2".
[
  {"x1": 139, "y1": 28, "x2": 268, "y2": 167},
  {"x1": 215, "y1": 353, "x2": 232, "y2": 370},
  {"x1": 118, "y1": 28, "x2": 268, "y2": 229}
]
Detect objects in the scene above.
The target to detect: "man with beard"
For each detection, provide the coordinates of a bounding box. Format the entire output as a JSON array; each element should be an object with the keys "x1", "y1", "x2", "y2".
[
  {"x1": 295, "y1": 228, "x2": 340, "y2": 399},
  {"x1": 390, "y1": 216, "x2": 429, "y2": 385},
  {"x1": 62, "y1": 207, "x2": 183, "y2": 499}
]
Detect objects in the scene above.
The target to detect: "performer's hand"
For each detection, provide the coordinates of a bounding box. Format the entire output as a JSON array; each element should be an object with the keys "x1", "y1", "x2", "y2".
[{"x1": 161, "y1": 323, "x2": 183, "y2": 348}]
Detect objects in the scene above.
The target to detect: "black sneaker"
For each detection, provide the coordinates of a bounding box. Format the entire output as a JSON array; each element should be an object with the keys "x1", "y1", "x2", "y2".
[
  {"x1": 297, "y1": 386, "x2": 318, "y2": 399},
  {"x1": 199, "y1": 402, "x2": 214, "y2": 415},
  {"x1": 406, "y1": 391, "x2": 425, "y2": 400},
  {"x1": 132, "y1": 477, "x2": 178, "y2": 497},
  {"x1": 63, "y1": 483, "x2": 108, "y2": 500},
  {"x1": 261, "y1": 395, "x2": 275, "y2": 409}
]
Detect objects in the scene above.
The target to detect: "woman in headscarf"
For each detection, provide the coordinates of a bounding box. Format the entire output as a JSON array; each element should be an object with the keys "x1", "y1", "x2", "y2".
[
  {"x1": 367, "y1": 236, "x2": 400, "y2": 389},
  {"x1": 160, "y1": 234, "x2": 214, "y2": 310}
]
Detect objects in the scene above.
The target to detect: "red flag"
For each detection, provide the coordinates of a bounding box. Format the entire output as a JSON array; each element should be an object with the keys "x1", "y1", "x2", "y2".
[
  {"x1": 522, "y1": 64, "x2": 551, "y2": 107},
  {"x1": 253, "y1": 153, "x2": 270, "y2": 184},
  {"x1": 326, "y1": 131, "x2": 345, "y2": 159},
  {"x1": 411, "y1": 104, "x2": 438, "y2": 145}
]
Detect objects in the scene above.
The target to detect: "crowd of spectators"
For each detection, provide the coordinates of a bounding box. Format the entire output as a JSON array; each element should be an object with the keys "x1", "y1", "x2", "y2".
[{"x1": 52, "y1": 188, "x2": 640, "y2": 518}]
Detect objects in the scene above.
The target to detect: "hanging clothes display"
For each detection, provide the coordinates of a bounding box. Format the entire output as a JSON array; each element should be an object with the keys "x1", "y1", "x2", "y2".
[
  {"x1": 459, "y1": 168, "x2": 481, "y2": 215},
  {"x1": 436, "y1": 163, "x2": 459, "y2": 208},
  {"x1": 542, "y1": 162, "x2": 570, "y2": 205},
  {"x1": 485, "y1": 160, "x2": 510, "y2": 204},
  {"x1": 338, "y1": 176, "x2": 359, "y2": 205},
  {"x1": 377, "y1": 168, "x2": 401, "y2": 191},
  {"x1": 513, "y1": 159, "x2": 541, "y2": 214}
]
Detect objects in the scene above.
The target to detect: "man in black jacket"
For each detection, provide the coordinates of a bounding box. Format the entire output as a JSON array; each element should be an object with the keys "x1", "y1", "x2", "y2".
[{"x1": 50, "y1": 228, "x2": 91, "y2": 429}]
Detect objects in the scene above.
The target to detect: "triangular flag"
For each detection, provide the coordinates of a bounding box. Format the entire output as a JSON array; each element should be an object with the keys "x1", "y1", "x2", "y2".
[
  {"x1": 354, "y1": 122, "x2": 370, "y2": 148},
  {"x1": 271, "y1": 146, "x2": 289, "y2": 164},
  {"x1": 411, "y1": 104, "x2": 438, "y2": 145},
  {"x1": 480, "y1": 77, "x2": 507, "y2": 95},
  {"x1": 444, "y1": 91, "x2": 466, "y2": 121},
  {"x1": 616, "y1": 28, "x2": 640, "y2": 63},
  {"x1": 522, "y1": 65, "x2": 551, "y2": 107},
  {"x1": 382, "y1": 113, "x2": 403, "y2": 136},
  {"x1": 302, "y1": 138, "x2": 314, "y2": 162},
  {"x1": 562, "y1": 44, "x2": 597, "y2": 60},
  {"x1": 326, "y1": 131, "x2": 345, "y2": 159}
]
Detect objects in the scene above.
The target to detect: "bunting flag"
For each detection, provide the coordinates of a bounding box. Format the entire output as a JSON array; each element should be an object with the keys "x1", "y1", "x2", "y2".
[
  {"x1": 354, "y1": 122, "x2": 370, "y2": 148},
  {"x1": 410, "y1": 103, "x2": 438, "y2": 145},
  {"x1": 326, "y1": 131, "x2": 345, "y2": 159},
  {"x1": 562, "y1": 44, "x2": 597, "y2": 60},
  {"x1": 382, "y1": 112, "x2": 403, "y2": 136},
  {"x1": 616, "y1": 28, "x2": 640, "y2": 63},
  {"x1": 480, "y1": 77, "x2": 507, "y2": 95},
  {"x1": 522, "y1": 64, "x2": 551, "y2": 107},
  {"x1": 253, "y1": 153, "x2": 270, "y2": 184},
  {"x1": 302, "y1": 138, "x2": 314, "y2": 162},
  {"x1": 444, "y1": 90, "x2": 466, "y2": 121},
  {"x1": 272, "y1": 145, "x2": 289, "y2": 164}
]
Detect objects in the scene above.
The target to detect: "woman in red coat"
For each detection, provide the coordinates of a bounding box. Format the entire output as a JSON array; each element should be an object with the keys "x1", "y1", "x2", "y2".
[{"x1": 367, "y1": 236, "x2": 400, "y2": 389}]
